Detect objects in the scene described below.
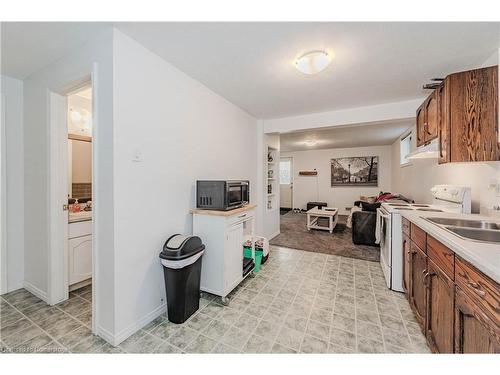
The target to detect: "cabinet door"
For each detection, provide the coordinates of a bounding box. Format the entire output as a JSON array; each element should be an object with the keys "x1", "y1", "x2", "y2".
[
  {"x1": 425, "y1": 90, "x2": 439, "y2": 141},
  {"x1": 449, "y1": 66, "x2": 499, "y2": 162},
  {"x1": 416, "y1": 104, "x2": 426, "y2": 147},
  {"x1": 224, "y1": 223, "x2": 243, "y2": 293},
  {"x1": 68, "y1": 235, "x2": 92, "y2": 285},
  {"x1": 426, "y1": 260, "x2": 455, "y2": 353},
  {"x1": 402, "y1": 234, "x2": 411, "y2": 294},
  {"x1": 437, "y1": 81, "x2": 450, "y2": 164},
  {"x1": 454, "y1": 287, "x2": 500, "y2": 353},
  {"x1": 409, "y1": 243, "x2": 427, "y2": 328}
]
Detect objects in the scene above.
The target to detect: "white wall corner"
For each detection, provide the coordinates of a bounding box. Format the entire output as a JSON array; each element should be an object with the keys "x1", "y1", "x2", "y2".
[{"x1": 23, "y1": 280, "x2": 48, "y2": 302}]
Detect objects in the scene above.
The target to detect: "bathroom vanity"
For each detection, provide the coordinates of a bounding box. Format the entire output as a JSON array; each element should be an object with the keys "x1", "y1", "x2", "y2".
[{"x1": 68, "y1": 212, "x2": 92, "y2": 287}]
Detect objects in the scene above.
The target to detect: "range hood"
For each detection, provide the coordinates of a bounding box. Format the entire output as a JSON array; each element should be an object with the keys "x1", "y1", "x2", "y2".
[{"x1": 407, "y1": 138, "x2": 439, "y2": 159}]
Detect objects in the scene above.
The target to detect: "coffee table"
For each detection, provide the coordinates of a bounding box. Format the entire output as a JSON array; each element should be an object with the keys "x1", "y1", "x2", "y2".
[{"x1": 306, "y1": 207, "x2": 338, "y2": 233}]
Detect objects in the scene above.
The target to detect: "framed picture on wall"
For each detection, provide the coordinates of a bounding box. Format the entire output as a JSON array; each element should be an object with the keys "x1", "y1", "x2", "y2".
[{"x1": 331, "y1": 156, "x2": 378, "y2": 187}]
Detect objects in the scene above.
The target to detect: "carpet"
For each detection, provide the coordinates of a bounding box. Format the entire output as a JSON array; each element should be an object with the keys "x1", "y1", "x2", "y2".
[{"x1": 270, "y1": 211, "x2": 380, "y2": 262}]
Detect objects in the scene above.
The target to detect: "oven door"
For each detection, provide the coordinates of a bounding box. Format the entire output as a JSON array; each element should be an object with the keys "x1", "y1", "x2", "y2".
[{"x1": 377, "y1": 207, "x2": 392, "y2": 289}]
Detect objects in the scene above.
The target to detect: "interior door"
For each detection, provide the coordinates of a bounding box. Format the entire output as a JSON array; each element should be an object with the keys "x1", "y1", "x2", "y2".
[
  {"x1": 48, "y1": 91, "x2": 69, "y2": 304},
  {"x1": 279, "y1": 157, "x2": 293, "y2": 209}
]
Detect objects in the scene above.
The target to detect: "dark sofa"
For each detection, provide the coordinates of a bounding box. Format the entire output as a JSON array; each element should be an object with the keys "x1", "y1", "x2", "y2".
[{"x1": 351, "y1": 201, "x2": 378, "y2": 247}]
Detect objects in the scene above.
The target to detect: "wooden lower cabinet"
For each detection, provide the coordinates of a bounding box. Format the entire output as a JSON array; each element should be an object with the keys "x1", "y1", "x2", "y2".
[
  {"x1": 409, "y1": 244, "x2": 427, "y2": 328},
  {"x1": 454, "y1": 287, "x2": 500, "y2": 353},
  {"x1": 402, "y1": 234, "x2": 411, "y2": 293},
  {"x1": 403, "y1": 221, "x2": 500, "y2": 353},
  {"x1": 426, "y1": 259, "x2": 455, "y2": 353}
]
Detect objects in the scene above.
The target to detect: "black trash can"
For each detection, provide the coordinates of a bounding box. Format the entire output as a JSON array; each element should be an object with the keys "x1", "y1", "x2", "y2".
[{"x1": 159, "y1": 234, "x2": 205, "y2": 324}]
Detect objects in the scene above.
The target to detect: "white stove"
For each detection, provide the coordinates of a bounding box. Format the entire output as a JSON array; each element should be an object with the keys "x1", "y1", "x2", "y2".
[{"x1": 377, "y1": 185, "x2": 471, "y2": 292}]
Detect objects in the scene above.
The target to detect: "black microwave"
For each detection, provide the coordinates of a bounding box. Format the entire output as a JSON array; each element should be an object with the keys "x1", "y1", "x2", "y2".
[{"x1": 196, "y1": 180, "x2": 249, "y2": 210}]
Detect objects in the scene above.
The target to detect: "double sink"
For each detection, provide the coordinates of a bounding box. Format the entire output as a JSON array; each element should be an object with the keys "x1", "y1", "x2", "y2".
[{"x1": 426, "y1": 217, "x2": 500, "y2": 243}]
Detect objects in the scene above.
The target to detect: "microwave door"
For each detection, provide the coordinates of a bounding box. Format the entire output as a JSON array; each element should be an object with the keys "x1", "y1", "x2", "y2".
[{"x1": 227, "y1": 185, "x2": 242, "y2": 207}]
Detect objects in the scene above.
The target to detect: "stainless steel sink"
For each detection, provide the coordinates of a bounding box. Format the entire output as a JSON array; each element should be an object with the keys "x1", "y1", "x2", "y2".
[
  {"x1": 427, "y1": 217, "x2": 500, "y2": 230},
  {"x1": 424, "y1": 217, "x2": 500, "y2": 244},
  {"x1": 445, "y1": 226, "x2": 500, "y2": 243}
]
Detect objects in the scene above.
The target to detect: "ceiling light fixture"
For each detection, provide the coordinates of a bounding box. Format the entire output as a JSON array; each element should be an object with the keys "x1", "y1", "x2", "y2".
[
  {"x1": 295, "y1": 50, "x2": 332, "y2": 75},
  {"x1": 304, "y1": 139, "x2": 318, "y2": 147}
]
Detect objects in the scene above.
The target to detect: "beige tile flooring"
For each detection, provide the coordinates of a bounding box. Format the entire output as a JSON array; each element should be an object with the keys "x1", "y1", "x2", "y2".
[{"x1": 1, "y1": 246, "x2": 430, "y2": 353}]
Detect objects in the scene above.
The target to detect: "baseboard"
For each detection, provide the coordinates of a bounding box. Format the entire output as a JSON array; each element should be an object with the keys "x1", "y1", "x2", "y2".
[
  {"x1": 0, "y1": 281, "x2": 24, "y2": 295},
  {"x1": 113, "y1": 303, "x2": 167, "y2": 346},
  {"x1": 96, "y1": 325, "x2": 116, "y2": 346},
  {"x1": 23, "y1": 281, "x2": 48, "y2": 302},
  {"x1": 269, "y1": 231, "x2": 280, "y2": 240}
]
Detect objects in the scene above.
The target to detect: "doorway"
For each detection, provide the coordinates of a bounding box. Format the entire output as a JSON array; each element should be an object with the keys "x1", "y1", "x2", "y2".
[
  {"x1": 279, "y1": 156, "x2": 293, "y2": 215},
  {"x1": 48, "y1": 76, "x2": 96, "y2": 333}
]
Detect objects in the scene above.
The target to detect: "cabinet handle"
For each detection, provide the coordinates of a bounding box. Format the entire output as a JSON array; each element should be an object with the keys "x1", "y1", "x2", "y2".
[
  {"x1": 238, "y1": 214, "x2": 247, "y2": 219},
  {"x1": 423, "y1": 271, "x2": 432, "y2": 287}
]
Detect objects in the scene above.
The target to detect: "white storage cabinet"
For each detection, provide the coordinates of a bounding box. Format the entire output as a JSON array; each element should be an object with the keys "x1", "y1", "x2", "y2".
[{"x1": 192, "y1": 206, "x2": 255, "y2": 303}]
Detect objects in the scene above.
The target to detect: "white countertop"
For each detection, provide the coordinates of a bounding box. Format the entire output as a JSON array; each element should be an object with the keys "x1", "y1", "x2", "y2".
[
  {"x1": 68, "y1": 210, "x2": 92, "y2": 223},
  {"x1": 399, "y1": 210, "x2": 500, "y2": 283}
]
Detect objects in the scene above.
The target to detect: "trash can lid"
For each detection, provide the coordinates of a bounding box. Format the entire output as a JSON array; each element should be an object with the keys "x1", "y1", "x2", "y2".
[{"x1": 159, "y1": 234, "x2": 205, "y2": 261}]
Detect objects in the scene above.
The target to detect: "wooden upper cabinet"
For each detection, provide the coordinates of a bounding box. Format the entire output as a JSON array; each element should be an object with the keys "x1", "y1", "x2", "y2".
[
  {"x1": 448, "y1": 65, "x2": 499, "y2": 162},
  {"x1": 426, "y1": 259, "x2": 455, "y2": 353},
  {"x1": 416, "y1": 104, "x2": 426, "y2": 147},
  {"x1": 417, "y1": 65, "x2": 498, "y2": 163},
  {"x1": 425, "y1": 90, "x2": 439, "y2": 141},
  {"x1": 437, "y1": 81, "x2": 451, "y2": 164},
  {"x1": 454, "y1": 287, "x2": 500, "y2": 353}
]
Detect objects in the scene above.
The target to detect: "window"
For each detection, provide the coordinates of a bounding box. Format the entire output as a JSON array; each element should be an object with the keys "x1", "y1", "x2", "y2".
[
  {"x1": 279, "y1": 159, "x2": 291, "y2": 184},
  {"x1": 400, "y1": 132, "x2": 412, "y2": 166}
]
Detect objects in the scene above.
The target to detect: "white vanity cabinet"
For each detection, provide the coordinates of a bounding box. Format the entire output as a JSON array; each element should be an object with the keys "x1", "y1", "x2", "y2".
[
  {"x1": 68, "y1": 219, "x2": 92, "y2": 285},
  {"x1": 192, "y1": 205, "x2": 256, "y2": 301}
]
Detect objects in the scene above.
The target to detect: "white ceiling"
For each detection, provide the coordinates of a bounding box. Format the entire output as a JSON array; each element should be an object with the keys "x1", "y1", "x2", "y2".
[
  {"x1": 115, "y1": 22, "x2": 499, "y2": 118},
  {"x1": 1, "y1": 22, "x2": 110, "y2": 79},
  {"x1": 2, "y1": 22, "x2": 499, "y2": 119},
  {"x1": 280, "y1": 120, "x2": 413, "y2": 152}
]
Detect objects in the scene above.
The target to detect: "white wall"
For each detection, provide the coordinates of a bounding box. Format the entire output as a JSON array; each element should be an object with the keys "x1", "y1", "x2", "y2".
[
  {"x1": 392, "y1": 127, "x2": 500, "y2": 214},
  {"x1": 282, "y1": 145, "x2": 392, "y2": 215},
  {"x1": 0, "y1": 75, "x2": 24, "y2": 293},
  {"x1": 22, "y1": 28, "x2": 115, "y2": 339},
  {"x1": 263, "y1": 98, "x2": 422, "y2": 134},
  {"x1": 112, "y1": 30, "x2": 258, "y2": 342}
]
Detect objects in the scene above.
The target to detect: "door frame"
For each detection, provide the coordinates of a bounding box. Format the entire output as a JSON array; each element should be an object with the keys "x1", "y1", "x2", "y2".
[
  {"x1": 47, "y1": 64, "x2": 99, "y2": 334},
  {"x1": 279, "y1": 156, "x2": 294, "y2": 209}
]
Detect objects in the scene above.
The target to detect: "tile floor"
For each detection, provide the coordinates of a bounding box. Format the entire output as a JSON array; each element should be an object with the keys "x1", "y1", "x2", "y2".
[{"x1": 1, "y1": 246, "x2": 430, "y2": 354}]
